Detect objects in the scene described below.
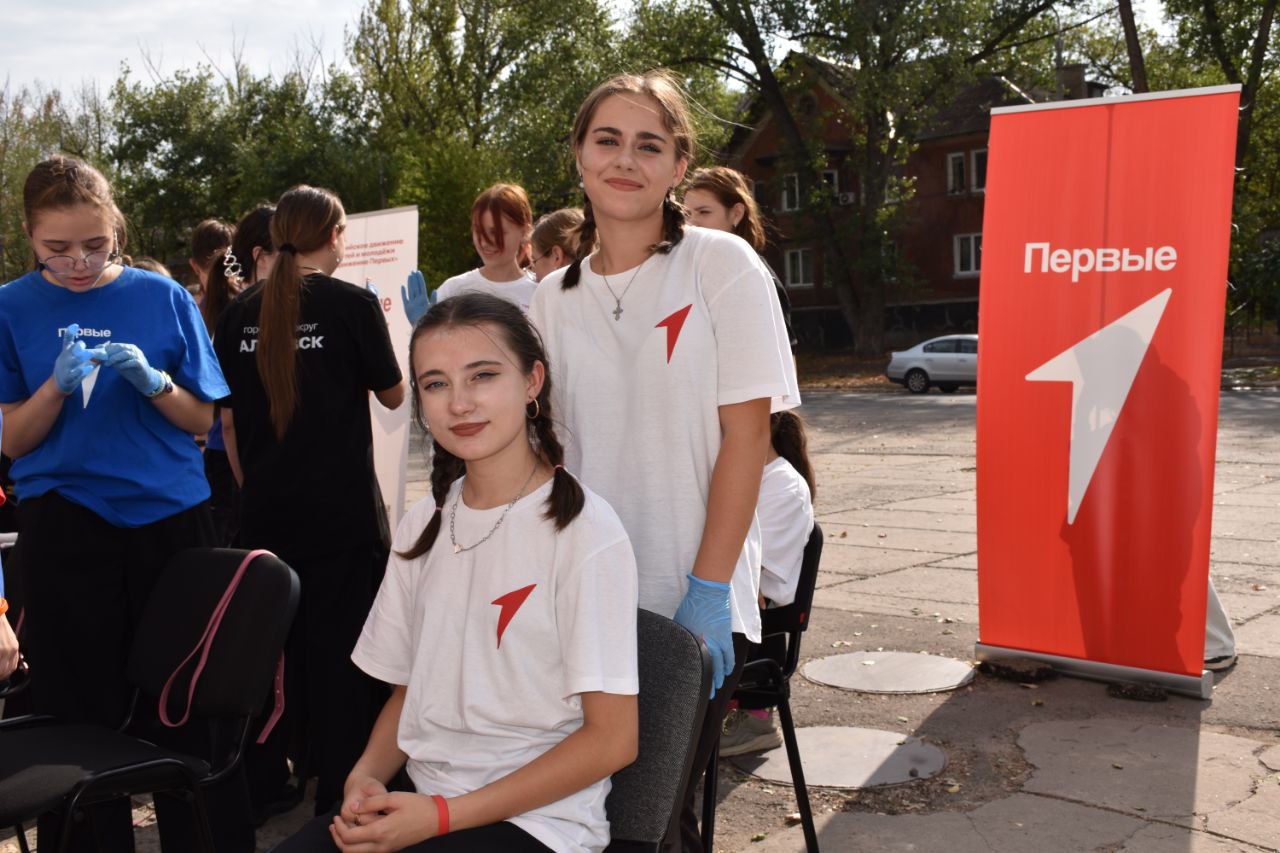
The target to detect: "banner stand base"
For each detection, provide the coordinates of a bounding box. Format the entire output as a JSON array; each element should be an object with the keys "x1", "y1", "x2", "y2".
[{"x1": 975, "y1": 643, "x2": 1213, "y2": 700}]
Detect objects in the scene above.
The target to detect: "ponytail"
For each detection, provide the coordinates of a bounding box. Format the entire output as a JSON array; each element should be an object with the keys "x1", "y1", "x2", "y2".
[
  {"x1": 771, "y1": 411, "x2": 816, "y2": 498},
  {"x1": 258, "y1": 185, "x2": 344, "y2": 440}
]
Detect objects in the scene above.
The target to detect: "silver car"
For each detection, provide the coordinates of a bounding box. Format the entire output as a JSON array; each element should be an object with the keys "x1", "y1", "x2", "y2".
[{"x1": 886, "y1": 335, "x2": 978, "y2": 394}]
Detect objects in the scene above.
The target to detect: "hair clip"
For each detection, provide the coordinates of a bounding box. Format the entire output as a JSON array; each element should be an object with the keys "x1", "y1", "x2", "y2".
[
  {"x1": 222, "y1": 247, "x2": 243, "y2": 281},
  {"x1": 279, "y1": 243, "x2": 298, "y2": 255}
]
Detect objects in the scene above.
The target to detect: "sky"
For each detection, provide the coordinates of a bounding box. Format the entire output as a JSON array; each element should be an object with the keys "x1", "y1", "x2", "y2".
[
  {"x1": 1, "y1": 0, "x2": 367, "y2": 94},
  {"x1": 2, "y1": 0, "x2": 1169, "y2": 95}
]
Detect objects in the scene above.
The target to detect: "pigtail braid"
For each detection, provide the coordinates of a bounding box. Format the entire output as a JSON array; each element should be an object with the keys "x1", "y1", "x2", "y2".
[
  {"x1": 561, "y1": 198, "x2": 598, "y2": 290},
  {"x1": 529, "y1": 392, "x2": 584, "y2": 529},
  {"x1": 398, "y1": 441, "x2": 466, "y2": 559},
  {"x1": 651, "y1": 191, "x2": 687, "y2": 256}
]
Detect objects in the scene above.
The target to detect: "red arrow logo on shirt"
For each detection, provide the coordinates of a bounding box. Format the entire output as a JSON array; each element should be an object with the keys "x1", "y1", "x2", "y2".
[
  {"x1": 656, "y1": 304, "x2": 693, "y2": 364},
  {"x1": 492, "y1": 584, "x2": 537, "y2": 649}
]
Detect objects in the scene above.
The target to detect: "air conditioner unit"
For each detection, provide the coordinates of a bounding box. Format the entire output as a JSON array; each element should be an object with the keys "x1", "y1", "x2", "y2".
[{"x1": 837, "y1": 191, "x2": 857, "y2": 206}]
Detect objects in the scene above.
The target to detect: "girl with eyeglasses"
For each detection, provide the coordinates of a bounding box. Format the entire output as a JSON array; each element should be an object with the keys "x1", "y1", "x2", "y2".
[
  {"x1": 0, "y1": 155, "x2": 249, "y2": 851},
  {"x1": 529, "y1": 208, "x2": 584, "y2": 283}
]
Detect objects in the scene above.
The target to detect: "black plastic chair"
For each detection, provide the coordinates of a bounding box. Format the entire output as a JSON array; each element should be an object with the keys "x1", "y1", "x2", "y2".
[
  {"x1": 702, "y1": 523, "x2": 824, "y2": 853},
  {"x1": 605, "y1": 609, "x2": 712, "y2": 852},
  {"x1": 0, "y1": 548, "x2": 299, "y2": 853}
]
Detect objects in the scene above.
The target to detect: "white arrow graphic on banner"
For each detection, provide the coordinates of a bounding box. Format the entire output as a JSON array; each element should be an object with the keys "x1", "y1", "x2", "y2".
[
  {"x1": 80, "y1": 364, "x2": 101, "y2": 408},
  {"x1": 1026, "y1": 288, "x2": 1172, "y2": 525}
]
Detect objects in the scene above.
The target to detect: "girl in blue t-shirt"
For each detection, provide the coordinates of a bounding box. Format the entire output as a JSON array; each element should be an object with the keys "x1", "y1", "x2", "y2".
[
  {"x1": 0, "y1": 155, "x2": 250, "y2": 852},
  {"x1": 0, "y1": 410, "x2": 15, "y2": 682}
]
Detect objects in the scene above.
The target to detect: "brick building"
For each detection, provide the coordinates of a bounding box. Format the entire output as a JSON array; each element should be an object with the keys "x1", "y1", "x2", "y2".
[{"x1": 723, "y1": 54, "x2": 1103, "y2": 348}]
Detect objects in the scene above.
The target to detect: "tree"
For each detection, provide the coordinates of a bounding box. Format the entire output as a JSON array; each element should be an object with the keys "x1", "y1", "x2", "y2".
[
  {"x1": 0, "y1": 83, "x2": 113, "y2": 280},
  {"x1": 689, "y1": 0, "x2": 1073, "y2": 355}
]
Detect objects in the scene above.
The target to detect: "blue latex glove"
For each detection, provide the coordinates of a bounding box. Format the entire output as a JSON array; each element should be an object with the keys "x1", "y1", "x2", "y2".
[
  {"x1": 53, "y1": 324, "x2": 107, "y2": 394},
  {"x1": 103, "y1": 342, "x2": 165, "y2": 396},
  {"x1": 401, "y1": 270, "x2": 431, "y2": 326},
  {"x1": 673, "y1": 574, "x2": 734, "y2": 698}
]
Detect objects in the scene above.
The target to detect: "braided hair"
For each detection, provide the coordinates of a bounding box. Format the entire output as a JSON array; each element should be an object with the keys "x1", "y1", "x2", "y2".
[
  {"x1": 562, "y1": 70, "x2": 696, "y2": 289},
  {"x1": 398, "y1": 292, "x2": 585, "y2": 559}
]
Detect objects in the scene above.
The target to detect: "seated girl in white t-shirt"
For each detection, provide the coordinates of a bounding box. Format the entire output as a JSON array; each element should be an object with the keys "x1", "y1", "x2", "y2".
[
  {"x1": 433, "y1": 184, "x2": 540, "y2": 313},
  {"x1": 757, "y1": 411, "x2": 816, "y2": 608},
  {"x1": 273, "y1": 292, "x2": 640, "y2": 853},
  {"x1": 720, "y1": 411, "x2": 816, "y2": 758}
]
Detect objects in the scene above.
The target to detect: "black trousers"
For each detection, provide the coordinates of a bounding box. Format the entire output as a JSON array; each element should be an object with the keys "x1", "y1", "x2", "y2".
[
  {"x1": 203, "y1": 449, "x2": 241, "y2": 547},
  {"x1": 18, "y1": 491, "x2": 254, "y2": 853},
  {"x1": 676, "y1": 632, "x2": 751, "y2": 853},
  {"x1": 272, "y1": 809, "x2": 552, "y2": 853},
  {"x1": 243, "y1": 540, "x2": 389, "y2": 817}
]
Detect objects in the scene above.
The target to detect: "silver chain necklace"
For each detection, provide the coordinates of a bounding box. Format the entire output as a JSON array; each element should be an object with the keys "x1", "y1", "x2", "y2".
[
  {"x1": 600, "y1": 252, "x2": 652, "y2": 321},
  {"x1": 449, "y1": 463, "x2": 540, "y2": 554}
]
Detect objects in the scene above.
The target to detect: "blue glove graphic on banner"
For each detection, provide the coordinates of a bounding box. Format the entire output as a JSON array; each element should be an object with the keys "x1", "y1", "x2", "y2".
[{"x1": 401, "y1": 270, "x2": 432, "y2": 326}]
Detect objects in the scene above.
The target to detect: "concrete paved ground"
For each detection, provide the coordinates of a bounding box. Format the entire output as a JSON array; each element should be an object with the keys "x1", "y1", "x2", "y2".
[
  {"x1": 726, "y1": 388, "x2": 1280, "y2": 853},
  {"x1": 3, "y1": 388, "x2": 1277, "y2": 852}
]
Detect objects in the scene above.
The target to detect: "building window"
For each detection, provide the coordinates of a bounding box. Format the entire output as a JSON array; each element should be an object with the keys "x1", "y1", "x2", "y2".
[
  {"x1": 971, "y1": 149, "x2": 988, "y2": 192},
  {"x1": 785, "y1": 248, "x2": 814, "y2": 288},
  {"x1": 947, "y1": 152, "x2": 966, "y2": 194},
  {"x1": 822, "y1": 169, "x2": 839, "y2": 194},
  {"x1": 954, "y1": 233, "x2": 982, "y2": 277},
  {"x1": 781, "y1": 173, "x2": 800, "y2": 211}
]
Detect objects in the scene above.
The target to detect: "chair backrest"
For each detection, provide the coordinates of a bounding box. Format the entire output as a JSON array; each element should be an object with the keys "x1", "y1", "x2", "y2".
[
  {"x1": 605, "y1": 609, "x2": 711, "y2": 851},
  {"x1": 759, "y1": 522, "x2": 824, "y2": 679},
  {"x1": 128, "y1": 548, "x2": 299, "y2": 720}
]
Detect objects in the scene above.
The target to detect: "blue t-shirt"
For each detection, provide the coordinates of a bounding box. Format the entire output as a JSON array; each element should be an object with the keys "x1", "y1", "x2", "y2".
[{"x1": 0, "y1": 267, "x2": 230, "y2": 527}]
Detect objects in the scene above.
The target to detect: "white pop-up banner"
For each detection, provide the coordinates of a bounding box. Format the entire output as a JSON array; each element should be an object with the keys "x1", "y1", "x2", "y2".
[{"x1": 336, "y1": 205, "x2": 419, "y2": 525}]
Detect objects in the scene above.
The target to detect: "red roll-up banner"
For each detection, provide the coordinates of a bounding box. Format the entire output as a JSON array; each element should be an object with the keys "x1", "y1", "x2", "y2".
[{"x1": 976, "y1": 86, "x2": 1240, "y2": 693}]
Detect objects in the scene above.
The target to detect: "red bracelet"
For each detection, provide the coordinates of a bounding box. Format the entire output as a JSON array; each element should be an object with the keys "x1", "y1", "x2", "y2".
[{"x1": 431, "y1": 794, "x2": 449, "y2": 835}]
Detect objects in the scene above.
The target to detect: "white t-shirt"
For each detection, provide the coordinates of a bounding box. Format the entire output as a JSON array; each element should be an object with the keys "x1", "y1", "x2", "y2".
[
  {"x1": 436, "y1": 267, "x2": 539, "y2": 312},
  {"x1": 530, "y1": 226, "x2": 800, "y2": 642},
  {"x1": 352, "y1": 479, "x2": 639, "y2": 853},
  {"x1": 758, "y1": 457, "x2": 815, "y2": 607}
]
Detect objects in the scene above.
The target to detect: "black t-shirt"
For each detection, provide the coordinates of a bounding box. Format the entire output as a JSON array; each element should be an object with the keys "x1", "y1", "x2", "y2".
[{"x1": 214, "y1": 273, "x2": 403, "y2": 554}]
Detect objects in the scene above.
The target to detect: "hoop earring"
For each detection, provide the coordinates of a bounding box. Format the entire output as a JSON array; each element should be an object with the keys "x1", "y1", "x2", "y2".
[{"x1": 527, "y1": 399, "x2": 541, "y2": 420}]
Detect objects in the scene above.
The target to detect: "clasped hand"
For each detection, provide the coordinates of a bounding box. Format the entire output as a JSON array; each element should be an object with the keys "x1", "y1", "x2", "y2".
[{"x1": 331, "y1": 775, "x2": 440, "y2": 852}]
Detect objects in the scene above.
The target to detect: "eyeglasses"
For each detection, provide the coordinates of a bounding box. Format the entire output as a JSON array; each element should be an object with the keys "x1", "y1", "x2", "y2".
[{"x1": 38, "y1": 241, "x2": 119, "y2": 277}]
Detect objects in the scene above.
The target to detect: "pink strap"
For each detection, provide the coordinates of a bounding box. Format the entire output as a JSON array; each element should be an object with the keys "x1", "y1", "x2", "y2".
[
  {"x1": 159, "y1": 549, "x2": 282, "y2": 732},
  {"x1": 256, "y1": 652, "x2": 286, "y2": 744}
]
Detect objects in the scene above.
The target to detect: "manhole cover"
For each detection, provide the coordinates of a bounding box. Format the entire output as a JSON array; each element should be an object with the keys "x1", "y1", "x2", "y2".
[
  {"x1": 802, "y1": 650, "x2": 974, "y2": 694},
  {"x1": 732, "y1": 726, "x2": 947, "y2": 788}
]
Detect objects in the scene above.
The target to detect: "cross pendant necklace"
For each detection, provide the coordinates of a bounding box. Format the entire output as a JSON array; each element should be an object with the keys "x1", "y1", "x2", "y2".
[{"x1": 600, "y1": 252, "x2": 652, "y2": 322}]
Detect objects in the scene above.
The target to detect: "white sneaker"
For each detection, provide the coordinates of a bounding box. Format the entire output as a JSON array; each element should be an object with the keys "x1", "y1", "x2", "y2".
[
  {"x1": 720, "y1": 710, "x2": 783, "y2": 757},
  {"x1": 1204, "y1": 654, "x2": 1237, "y2": 672}
]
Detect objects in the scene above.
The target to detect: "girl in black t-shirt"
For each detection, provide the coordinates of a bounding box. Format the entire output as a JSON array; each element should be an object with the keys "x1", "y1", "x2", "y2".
[{"x1": 214, "y1": 185, "x2": 405, "y2": 818}]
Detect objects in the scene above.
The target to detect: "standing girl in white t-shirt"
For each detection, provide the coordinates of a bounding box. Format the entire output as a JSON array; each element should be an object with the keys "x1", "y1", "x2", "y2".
[
  {"x1": 529, "y1": 71, "x2": 799, "y2": 853},
  {"x1": 273, "y1": 292, "x2": 639, "y2": 853},
  {"x1": 433, "y1": 184, "x2": 539, "y2": 312}
]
